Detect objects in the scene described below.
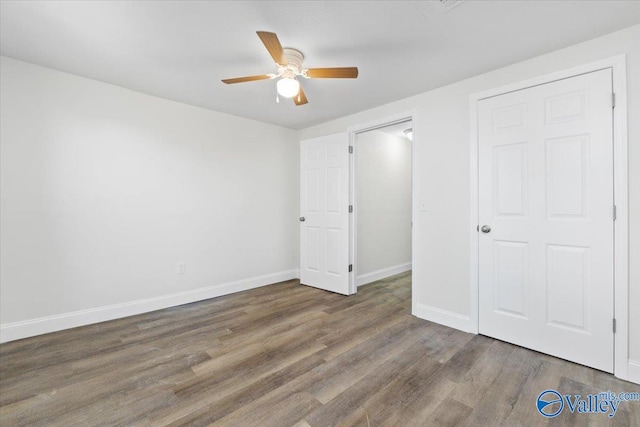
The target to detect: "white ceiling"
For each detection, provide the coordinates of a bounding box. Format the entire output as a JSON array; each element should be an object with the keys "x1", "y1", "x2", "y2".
[{"x1": 1, "y1": 1, "x2": 639, "y2": 130}]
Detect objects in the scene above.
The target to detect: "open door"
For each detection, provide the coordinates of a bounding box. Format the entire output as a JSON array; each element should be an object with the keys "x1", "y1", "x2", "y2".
[{"x1": 300, "y1": 133, "x2": 351, "y2": 295}]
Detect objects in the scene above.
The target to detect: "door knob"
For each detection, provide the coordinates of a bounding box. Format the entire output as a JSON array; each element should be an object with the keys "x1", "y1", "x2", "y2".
[
  {"x1": 481, "y1": 225, "x2": 491, "y2": 233},
  {"x1": 299, "y1": 217, "x2": 305, "y2": 222}
]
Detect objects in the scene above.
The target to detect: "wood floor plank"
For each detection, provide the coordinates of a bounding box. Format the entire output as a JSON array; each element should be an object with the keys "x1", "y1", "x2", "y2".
[
  {"x1": 1, "y1": 273, "x2": 638, "y2": 426},
  {"x1": 444, "y1": 340, "x2": 513, "y2": 409},
  {"x1": 426, "y1": 396, "x2": 473, "y2": 427},
  {"x1": 307, "y1": 317, "x2": 425, "y2": 404},
  {"x1": 152, "y1": 354, "x2": 327, "y2": 426},
  {"x1": 356, "y1": 352, "x2": 456, "y2": 427},
  {"x1": 438, "y1": 334, "x2": 494, "y2": 383},
  {"x1": 209, "y1": 391, "x2": 322, "y2": 427},
  {"x1": 460, "y1": 344, "x2": 544, "y2": 426},
  {"x1": 304, "y1": 336, "x2": 442, "y2": 426}
]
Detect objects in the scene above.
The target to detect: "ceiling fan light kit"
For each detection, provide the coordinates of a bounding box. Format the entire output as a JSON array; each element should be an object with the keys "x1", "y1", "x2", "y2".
[
  {"x1": 277, "y1": 78, "x2": 300, "y2": 98},
  {"x1": 222, "y1": 31, "x2": 358, "y2": 106}
]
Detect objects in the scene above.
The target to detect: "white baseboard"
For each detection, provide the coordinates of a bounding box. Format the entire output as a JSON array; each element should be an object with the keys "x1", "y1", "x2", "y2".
[
  {"x1": 356, "y1": 263, "x2": 412, "y2": 287},
  {"x1": 0, "y1": 269, "x2": 299, "y2": 343},
  {"x1": 413, "y1": 303, "x2": 472, "y2": 333},
  {"x1": 628, "y1": 359, "x2": 640, "y2": 385}
]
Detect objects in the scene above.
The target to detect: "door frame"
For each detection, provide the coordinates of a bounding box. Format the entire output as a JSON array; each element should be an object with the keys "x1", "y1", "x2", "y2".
[
  {"x1": 348, "y1": 111, "x2": 417, "y2": 298},
  {"x1": 469, "y1": 55, "x2": 629, "y2": 380}
]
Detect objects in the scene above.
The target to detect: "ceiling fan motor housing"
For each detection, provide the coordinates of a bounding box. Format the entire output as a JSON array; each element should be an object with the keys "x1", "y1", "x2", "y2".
[{"x1": 280, "y1": 48, "x2": 304, "y2": 78}]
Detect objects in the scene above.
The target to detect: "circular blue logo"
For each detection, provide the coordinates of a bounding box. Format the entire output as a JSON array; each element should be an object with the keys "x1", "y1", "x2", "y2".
[{"x1": 537, "y1": 389, "x2": 564, "y2": 418}]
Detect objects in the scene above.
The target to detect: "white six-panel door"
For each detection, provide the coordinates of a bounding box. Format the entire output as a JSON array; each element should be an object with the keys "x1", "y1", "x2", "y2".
[
  {"x1": 300, "y1": 133, "x2": 351, "y2": 295},
  {"x1": 478, "y1": 69, "x2": 614, "y2": 372}
]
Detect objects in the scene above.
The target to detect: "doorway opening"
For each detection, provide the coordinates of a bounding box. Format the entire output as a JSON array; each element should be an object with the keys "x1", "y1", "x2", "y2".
[{"x1": 351, "y1": 117, "x2": 414, "y2": 304}]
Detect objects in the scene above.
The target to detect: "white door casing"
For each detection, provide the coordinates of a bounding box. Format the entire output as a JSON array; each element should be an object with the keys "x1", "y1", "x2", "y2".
[
  {"x1": 300, "y1": 133, "x2": 351, "y2": 295},
  {"x1": 478, "y1": 69, "x2": 614, "y2": 372}
]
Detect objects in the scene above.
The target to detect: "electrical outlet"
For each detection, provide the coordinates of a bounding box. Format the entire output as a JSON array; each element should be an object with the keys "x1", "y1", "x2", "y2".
[{"x1": 176, "y1": 261, "x2": 186, "y2": 274}]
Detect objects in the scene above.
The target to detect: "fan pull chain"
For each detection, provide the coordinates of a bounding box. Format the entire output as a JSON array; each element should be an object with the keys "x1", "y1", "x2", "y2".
[{"x1": 276, "y1": 91, "x2": 280, "y2": 103}]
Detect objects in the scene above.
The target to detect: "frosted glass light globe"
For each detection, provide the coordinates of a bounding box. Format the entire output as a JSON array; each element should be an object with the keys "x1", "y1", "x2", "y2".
[{"x1": 277, "y1": 78, "x2": 300, "y2": 98}]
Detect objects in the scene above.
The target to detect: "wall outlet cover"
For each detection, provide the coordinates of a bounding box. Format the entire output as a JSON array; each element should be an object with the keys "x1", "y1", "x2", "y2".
[{"x1": 176, "y1": 261, "x2": 187, "y2": 274}]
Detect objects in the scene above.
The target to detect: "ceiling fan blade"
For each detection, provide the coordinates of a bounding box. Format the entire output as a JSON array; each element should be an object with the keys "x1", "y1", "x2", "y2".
[
  {"x1": 306, "y1": 67, "x2": 359, "y2": 79},
  {"x1": 221, "y1": 74, "x2": 273, "y2": 84},
  {"x1": 293, "y1": 86, "x2": 308, "y2": 106},
  {"x1": 256, "y1": 31, "x2": 288, "y2": 66}
]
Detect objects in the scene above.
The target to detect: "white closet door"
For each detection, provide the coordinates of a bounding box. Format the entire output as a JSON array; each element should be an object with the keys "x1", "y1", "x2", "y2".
[
  {"x1": 478, "y1": 69, "x2": 614, "y2": 372},
  {"x1": 300, "y1": 133, "x2": 351, "y2": 295}
]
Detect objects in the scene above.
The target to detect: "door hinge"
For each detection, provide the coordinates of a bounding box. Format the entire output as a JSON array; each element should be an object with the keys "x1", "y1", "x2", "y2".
[
  {"x1": 348, "y1": 145, "x2": 353, "y2": 154},
  {"x1": 349, "y1": 264, "x2": 353, "y2": 273},
  {"x1": 613, "y1": 318, "x2": 617, "y2": 333},
  {"x1": 612, "y1": 93, "x2": 616, "y2": 109},
  {"x1": 349, "y1": 205, "x2": 353, "y2": 213},
  {"x1": 613, "y1": 205, "x2": 617, "y2": 221}
]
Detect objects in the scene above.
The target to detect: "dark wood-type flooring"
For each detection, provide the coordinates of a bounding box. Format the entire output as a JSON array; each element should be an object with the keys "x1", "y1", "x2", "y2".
[{"x1": 1, "y1": 272, "x2": 639, "y2": 426}]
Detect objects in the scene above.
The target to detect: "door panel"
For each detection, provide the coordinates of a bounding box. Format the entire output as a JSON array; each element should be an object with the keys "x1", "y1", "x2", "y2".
[
  {"x1": 546, "y1": 135, "x2": 588, "y2": 218},
  {"x1": 493, "y1": 240, "x2": 528, "y2": 318},
  {"x1": 478, "y1": 69, "x2": 614, "y2": 372},
  {"x1": 300, "y1": 133, "x2": 351, "y2": 295},
  {"x1": 493, "y1": 142, "x2": 527, "y2": 216},
  {"x1": 546, "y1": 244, "x2": 589, "y2": 331}
]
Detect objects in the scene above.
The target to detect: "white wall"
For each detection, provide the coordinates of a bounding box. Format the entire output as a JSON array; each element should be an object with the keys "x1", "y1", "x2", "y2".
[
  {"x1": 299, "y1": 26, "x2": 640, "y2": 369},
  {"x1": 356, "y1": 130, "x2": 411, "y2": 285},
  {"x1": 0, "y1": 56, "x2": 299, "y2": 341}
]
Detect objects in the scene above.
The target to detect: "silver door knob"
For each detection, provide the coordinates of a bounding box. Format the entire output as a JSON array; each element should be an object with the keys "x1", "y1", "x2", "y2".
[
  {"x1": 299, "y1": 217, "x2": 305, "y2": 222},
  {"x1": 481, "y1": 225, "x2": 491, "y2": 233}
]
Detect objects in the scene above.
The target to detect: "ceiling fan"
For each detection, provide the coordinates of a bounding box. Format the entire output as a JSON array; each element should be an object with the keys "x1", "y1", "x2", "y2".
[{"x1": 221, "y1": 31, "x2": 359, "y2": 106}]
